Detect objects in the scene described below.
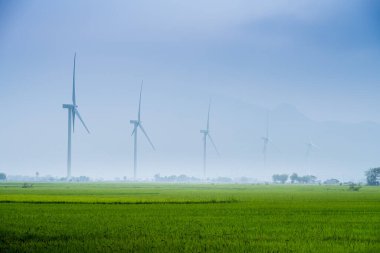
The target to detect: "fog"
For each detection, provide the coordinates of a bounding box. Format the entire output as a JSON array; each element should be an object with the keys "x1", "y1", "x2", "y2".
[{"x1": 1, "y1": 0, "x2": 379, "y2": 181}]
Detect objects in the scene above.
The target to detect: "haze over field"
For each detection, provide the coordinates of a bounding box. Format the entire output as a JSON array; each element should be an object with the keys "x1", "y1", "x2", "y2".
[{"x1": 0, "y1": 0, "x2": 379, "y2": 181}]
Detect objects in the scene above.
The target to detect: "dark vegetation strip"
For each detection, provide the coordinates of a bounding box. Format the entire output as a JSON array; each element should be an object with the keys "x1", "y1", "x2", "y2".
[{"x1": 0, "y1": 199, "x2": 239, "y2": 205}]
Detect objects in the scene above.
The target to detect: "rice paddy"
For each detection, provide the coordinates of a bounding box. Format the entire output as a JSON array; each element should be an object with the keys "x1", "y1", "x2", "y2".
[{"x1": 0, "y1": 183, "x2": 379, "y2": 252}]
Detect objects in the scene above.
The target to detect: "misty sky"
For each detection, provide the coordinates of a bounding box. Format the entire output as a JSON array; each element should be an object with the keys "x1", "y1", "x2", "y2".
[{"x1": 0, "y1": 0, "x2": 379, "y2": 181}]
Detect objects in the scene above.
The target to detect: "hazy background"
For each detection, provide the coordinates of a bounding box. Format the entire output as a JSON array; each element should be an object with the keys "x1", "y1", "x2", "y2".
[{"x1": 0, "y1": 0, "x2": 379, "y2": 181}]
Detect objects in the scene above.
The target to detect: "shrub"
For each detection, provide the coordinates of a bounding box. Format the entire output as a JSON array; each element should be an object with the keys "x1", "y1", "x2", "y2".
[
  {"x1": 348, "y1": 183, "x2": 361, "y2": 191},
  {"x1": 21, "y1": 183, "x2": 33, "y2": 188}
]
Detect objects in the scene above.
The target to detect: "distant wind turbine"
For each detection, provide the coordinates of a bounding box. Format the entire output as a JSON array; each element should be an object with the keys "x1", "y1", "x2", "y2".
[
  {"x1": 261, "y1": 113, "x2": 276, "y2": 167},
  {"x1": 62, "y1": 53, "x2": 90, "y2": 180},
  {"x1": 305, "y1": 140, "x2": 319, "y2": 158},
  {"x1": 130, "y1": 81, "x2": 155, "y2": 179},
  {"x1": 200, "y1": 100, "x2": 219, "y2": 179},
  {"x1": 304, "y1": 139, "x2": 319, "y2": 174}
]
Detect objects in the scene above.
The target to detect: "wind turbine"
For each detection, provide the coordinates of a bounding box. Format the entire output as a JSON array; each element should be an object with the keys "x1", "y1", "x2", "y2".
[
  {"x1": 62, "y1": 53, "x2": 90, "y2": 180},
  {"x1": 200, "y1": 100, "x2": 219, "y2": 179},
  {"x1": 305, "y1": 140, "x2": 319, "y2": 158},
  {"x1": 261, "y1": 113, "x2": 276, "y2": 167},
  {"x1": 262, "y1": 127, "x2": 269, "y2": 167},
  {"x1": 130, "y1": 81, "x2": 155, "y2": 180},
  {"x1": 305, "y1": 139, "x2": 319, "y2": 173}
]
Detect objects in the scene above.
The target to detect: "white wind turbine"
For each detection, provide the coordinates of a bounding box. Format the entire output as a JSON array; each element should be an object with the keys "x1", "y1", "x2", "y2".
[
  {"x1": 200, "y1": 101, "x2": 219, "y2": 179},
  {"x1": 130, "y1": 81, "x2": 155, "y2": 179},
  {"x1": 305, "y1": 139, "x2": 319, "y2": 172},
  {"x1": 261, "y1": 113, "x2": 276, "y2": 167},
  {"x1": 305, "y1": 140, "x2": 319, "y2": 158},
  {"x1": 62, "y1": 53, "x2": 90, "y2": 180}
]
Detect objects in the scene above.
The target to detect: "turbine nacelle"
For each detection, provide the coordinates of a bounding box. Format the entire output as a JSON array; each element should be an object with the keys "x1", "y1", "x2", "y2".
[
  {"x1": 130, "y1": 120, "x2": 140, "y2": 125},
  {"x1": 200, "y1": 130, "x2": 208, "y2": 134},
  {"x1": 62, "y1": 104, "x2": 77, "y2": 109},
  {"x1": 306, "y1": 142, "x2": 318, "y2": 149}
]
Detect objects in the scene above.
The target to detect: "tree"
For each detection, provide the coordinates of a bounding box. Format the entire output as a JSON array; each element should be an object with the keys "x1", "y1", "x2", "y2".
[
  {"x1": 272, "y1": 174, "x2": 288, "y2": 184},
  {"x1": 323, "y1": 179, "x2": 339, "y2": 185},
  {"x1": 177, "y1": 174, "x2": 188, "y2": 182},
  {"x1": 278, "y1": 174, "x2": 288, "y2": 184},
  {"x1": 214, "y1": 177, "x2": 233, "y2": 183},
  {"x1": 348, "y1": 183, "x2": 361, "y2": 191},
  {"x1": 306, "y1": 175, "x2": 317, "y2": 184},
  {"x1": 154, "y1": 174, "x2": 161, "y2": 182},
  {"x1": 366, "y1": 168, "x2": 380, "y2": 186},
  {"x1": 78, "y1": 176, "x2": 90, "y2": 182},
  {"x1": 298, "y1": 175, "x2": 317, "y2": 184},
  {"x1": 0, "y1": 173, "x2": 6, "y2": 181},
  {"x1": 290, "y1": 173, "x2": 298, "y2": 184}
]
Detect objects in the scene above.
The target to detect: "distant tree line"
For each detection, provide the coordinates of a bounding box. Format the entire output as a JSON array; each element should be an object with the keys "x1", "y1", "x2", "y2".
[
  {"x1": 323, "y1": 178, "x2": 340, "y2": 185},
  {"x1": 153, "y1": 174, "x2": 258, "y2": 184},
  {"x1": 69, "y1": 176, "x2": 90, "y2": 182},
  {"x1": 272, "y1": 173, "x2": 318, "y2": 184},
  {"x1": 154, "y1": 174, "x2": 201, "y2": 183},
  {"x1": 290, "y1": 173, "x2": 317, "y2": 184},
  {"x1": 272, "y1": 174, "x2": 288, "y2": 184}
]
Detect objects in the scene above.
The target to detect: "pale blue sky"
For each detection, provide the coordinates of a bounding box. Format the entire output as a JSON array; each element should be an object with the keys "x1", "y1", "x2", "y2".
[{"x1": 0, "y1": 0, "x2": 379, "y2": 180}]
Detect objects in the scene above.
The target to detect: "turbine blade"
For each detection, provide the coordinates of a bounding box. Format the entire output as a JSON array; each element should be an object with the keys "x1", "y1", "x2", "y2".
[
  {"x1": 207, "y1": 134, "x2": 220, "y2": 156},
  {"x1": 312, "y1": 143, "x2": 319, "y2": 149},
  {"x1": 207, "y1": 99, "x2": 211, "y2": 131},
  {"x1": 131, "y1": 124, "x2": 137, "y2": 136},
  {"x1": 266, "y1": 114, "x2": 269, "y2": 139},
  {"x1": 72, "y1": 53, "x2": 77, "y2": 106},
  {"x1": 138, "y1": 80, "x2": 143, "y2": 121},
  {"x1": 139, "y1": 124, "x2": 155, "y2": 150},
  {"x1": 305, "y1": 146, "x2": 311, "y2": 157},
  {"x1": 306, "y1": 141, "x2": 319, "y2": 151},
  {"x1": 74, "y1": 108, "x2": 90, "y2": 134},
  {"x1": 268, "y1": 139, "x2": 280, "y2": 152}
]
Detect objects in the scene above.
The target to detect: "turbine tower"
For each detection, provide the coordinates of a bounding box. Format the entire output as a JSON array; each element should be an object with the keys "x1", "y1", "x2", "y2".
[
  {"x1": 262, "y1": 124, "x2": 269, "y2": 167},
  {"x1": 261, "y1": 113, "x2": 275, "y2": 167},
  {"x1": 200, "y1": 101, "x2": 219, "y2": 179},
  {"x1": 62, "y1": 53, "x2": 90, "y2": 180},
  {"x1": 305, "y1": 139, "x2": 319, "y2": 172},
  {"x1": 130, "y1": 81, "x2": 155, "y2": 180}
]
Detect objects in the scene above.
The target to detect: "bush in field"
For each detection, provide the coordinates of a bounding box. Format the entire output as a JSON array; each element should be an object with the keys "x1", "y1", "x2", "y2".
[
  {"x1": 348, "y1": 183, "x2": 361, "y2": 191},
  {"x1": 21, "y1": 183, "x2": 33, "y2": 188},
  {"x1": 365, "y1": 168, "x2": 380, "y2": 186}
]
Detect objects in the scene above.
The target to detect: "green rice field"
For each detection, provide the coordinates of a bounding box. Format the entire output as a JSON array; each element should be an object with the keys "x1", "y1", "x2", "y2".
[{"x1": 0, "y1": 183, "x2": 379, "y2": 252}]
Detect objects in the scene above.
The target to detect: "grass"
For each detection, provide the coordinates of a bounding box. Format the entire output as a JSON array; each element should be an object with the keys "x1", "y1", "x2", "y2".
[{"x1": 0, "y1": 183, "x2": 379, "y2": 252}]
